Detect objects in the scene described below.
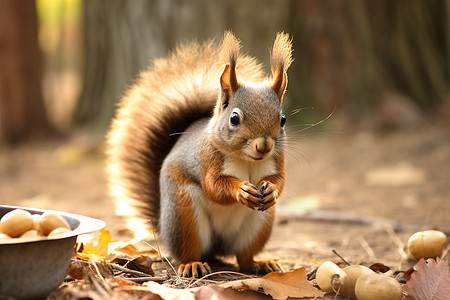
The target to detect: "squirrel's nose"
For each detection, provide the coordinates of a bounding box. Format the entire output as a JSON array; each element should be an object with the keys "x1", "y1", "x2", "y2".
[
  {"x1": 256, "y1": 144, "x2": 270, "y2": 154},
  {"x1": 255, "y1": 137, "x2": 273, "y2": 154}
]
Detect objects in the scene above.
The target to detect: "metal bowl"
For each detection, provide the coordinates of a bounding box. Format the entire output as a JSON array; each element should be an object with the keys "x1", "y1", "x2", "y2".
[{"x1": 0, "y1": 205, "x2": 105, "y2": 299}]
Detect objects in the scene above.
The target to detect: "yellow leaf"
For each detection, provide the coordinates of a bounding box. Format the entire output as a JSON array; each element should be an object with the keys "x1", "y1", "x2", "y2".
[{"x1": 81, "y1": 229, "x2": 111, "y2": 258}]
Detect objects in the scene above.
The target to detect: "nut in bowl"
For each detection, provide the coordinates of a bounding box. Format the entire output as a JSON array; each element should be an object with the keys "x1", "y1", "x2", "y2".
[{"x1": 0, "y1": 205, "x2": 105, "y2": 300}]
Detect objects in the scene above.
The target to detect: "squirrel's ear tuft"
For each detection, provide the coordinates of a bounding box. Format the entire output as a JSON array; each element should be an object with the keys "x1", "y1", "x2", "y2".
[
  {"x1": 219, "y1": 31, "x2": 240, "y2": 109},
  {"x1": 219, "y1": 64, "x2": 235, "y2": 109},
  {"x1": 270, "y1": 32, "x2": 293, "y2": 101},
  {"x1": 221, "y1": 31, "x2": 240, "y2": 93}
]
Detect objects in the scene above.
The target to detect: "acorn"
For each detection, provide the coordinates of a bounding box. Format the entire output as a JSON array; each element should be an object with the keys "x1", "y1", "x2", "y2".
[
  {"x1": 340, "y1": 265, "x2": 374, "y2": 299},
  {"x1": 355, "y1": 273, "x2": 402, "y2": 300},
  {"x1": 0, "y1": 209, "x2": 34, "y2": 238},
  {"x1": 39, "y1": 212, "x2": 71, "y2": 235},
  {"x1": 316, "y1": 261, "x2": 345, "y2": 293},
  {"x1": 407, "y1": 230, "x2": 447, "y2": 260}
]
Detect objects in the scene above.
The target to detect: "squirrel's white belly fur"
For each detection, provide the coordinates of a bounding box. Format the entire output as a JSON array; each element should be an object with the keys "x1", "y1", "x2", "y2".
[
  {"x1": 185, "y1": 156, "x2": 277, "y2": 254},
  {"x1": 222, "y1": 156, "x2": 278, "y2": 183}
]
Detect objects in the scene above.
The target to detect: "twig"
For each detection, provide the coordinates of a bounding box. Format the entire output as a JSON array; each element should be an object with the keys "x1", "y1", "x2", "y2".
[
  {"x1": 148, "y1": 219, "x2": 178, "y2": 278},
  {"x1": 121, "y1": 275, "x2": 169, "y2": 283},
  {"x1": 185, "y1": 270, "x2": 254, "y2": 289},
  {"x1": 88, "y1": 261, "x2": 113, "y2": 296},
  {"x1": 72, "y1": 259, "x2": 161, "y2": 281},
  {"x1": 306, "y1": 268, "x2": 317, "y2": 281},
  {"x1": 108, "y1": 262, "x2": 153, "y2": 277},
  {"x1": 143, "y1": 241, "x2": 179, "y2": 277},
  {"x1": 332, "y1": 249, "x2": 351, "y2": 266}
]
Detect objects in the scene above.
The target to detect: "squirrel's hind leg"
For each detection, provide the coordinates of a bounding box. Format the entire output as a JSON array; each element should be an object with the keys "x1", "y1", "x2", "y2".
[
  {"x1": 160, "y1": 162, "x2": 212, "y2": 278},
  {"x1": 163, "y1": 186, "x2": 211, "y2": 277},
  {"x1": 236, "y1": 208, "x2": 283, "y2": 274}
]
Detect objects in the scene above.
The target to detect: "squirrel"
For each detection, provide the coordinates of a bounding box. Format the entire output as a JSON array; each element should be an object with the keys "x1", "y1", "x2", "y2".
[{"x1": 107, "y1": 31, "x2": 293, "y2": 277}]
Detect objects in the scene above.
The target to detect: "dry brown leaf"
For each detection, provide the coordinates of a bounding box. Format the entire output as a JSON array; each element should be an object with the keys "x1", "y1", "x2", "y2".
[
  {"x1": 128, "y1": 255, "x2": 155, "y2": 275},
  {"x1": 138, "y1": 282, "x2": 269, "y2": 300},
  {"x1": 369, "y1": 262, "x2": 390, "y2": 273},
  {"x1": 114, "y1": 243, "x2": 142, "y2": 255},
  {"x1": 221, "y1": 268, "x2": 324, "y2": 300},
  {"x1": 67, "y1": 259, "x2": 114, "y2": 282},
  {"x1": 108, "y1": 252, "x2": 135, "y2": 265},
  {"x1": 403, "y1": 258, "x2": 450, "y2": 300},
  {"x1": 143, "y1": 281, "x2": 196, "y2": 300},
  {"x1": 67, "y1": 259, "x2": 89, "y2": 280},
  {"x1": 192, "y1": 285, "x2": 270, "y2": 300}
]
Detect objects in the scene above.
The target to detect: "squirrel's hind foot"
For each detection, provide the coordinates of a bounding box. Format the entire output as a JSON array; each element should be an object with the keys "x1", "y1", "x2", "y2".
[
  {"x1": 178, "y1": 261, "x2": 212, "y2": 278},
  {"x1": 241, "y1": 260, "x2": 284, "y2": 275}
]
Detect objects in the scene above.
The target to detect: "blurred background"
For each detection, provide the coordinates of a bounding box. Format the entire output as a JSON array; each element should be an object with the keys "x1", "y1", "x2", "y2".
[
  {"x1": 0, "y1": 0, "x2": 449, "y2": 240},
  {"x1": 1, "y1": 0, "x2": 449, "y2": 142}
]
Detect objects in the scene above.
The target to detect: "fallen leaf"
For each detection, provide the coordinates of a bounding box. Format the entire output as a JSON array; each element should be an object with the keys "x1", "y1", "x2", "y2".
[
  {"x1": 143, "y1": 281, "x2": 195, "y2": 300},
  {"x1": 108, "y1": 252, "x2": 135, "y2": 265},
  {"x1": 67, "y1": 259, "x2": 89, "y2": 279},
  {"x1": 403, "y1": 258, "x2": 450, "y2": 300},
  {"x1": 128, "y1": 255, "x2": 155, "y2": 275},
  {"x1": 108, "y1": 241, "x2": 140, "y2": 255},
  {"x1": 78, "y1": 229, "x2": 111, "y2": 259},
  {"x1": 192, "y1": 285, "x2": 270, "y2": 300},
  {"x1": 402, "y1": 266, "x2": 415, "y2": 281},
  {"x1": 221, "y1": 268, "x2": 324, "y2": 300},
  {"x1": 67, "y1": 259, "x2": 113, "y2": 280},
  {"x1": 369, "y1": 262, "x2": 390, "y2": 273},
  {"x1": 138, "y1": 282, "x2": 270, "y2": 300},
  {"x1": 108, "y1": 233, "x2": 158, "y2": 256}
]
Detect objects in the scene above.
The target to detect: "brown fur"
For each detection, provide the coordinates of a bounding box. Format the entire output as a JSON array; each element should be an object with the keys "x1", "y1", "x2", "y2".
[
  {"x1": 201, "y1": 143, "x2": 244, "y2": 206},
  {"x1": 167, "y1": 163, "x2": 202, "y2": 262}
]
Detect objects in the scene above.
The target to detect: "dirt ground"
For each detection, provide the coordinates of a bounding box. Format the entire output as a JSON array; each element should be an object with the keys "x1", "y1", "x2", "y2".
[{"x1": 1, "y1": 117, "x2": 449, "y2": 277}]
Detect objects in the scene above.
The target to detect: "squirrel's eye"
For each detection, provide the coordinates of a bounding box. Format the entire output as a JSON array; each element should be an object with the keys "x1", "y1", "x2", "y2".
[
  {"x1": 230, "y1": 112, "x2": 240, "y2": 126},
  {"x1": 280, "y1": 114, "x2": 286, "y2": 127}
]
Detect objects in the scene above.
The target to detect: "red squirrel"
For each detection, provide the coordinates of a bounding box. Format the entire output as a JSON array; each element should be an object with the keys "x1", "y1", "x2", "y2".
[{"x1": 107, "y1": 31, "x2": 293, "y2": 277}]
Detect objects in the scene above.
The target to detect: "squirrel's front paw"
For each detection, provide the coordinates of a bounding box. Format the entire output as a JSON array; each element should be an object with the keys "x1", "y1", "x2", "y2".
[
  {"x1": 237, "y1": 181, "x2": 261, "y2": 209},
  {"x1": 257, "y1": 181, "x2": 278, "y2": 211}
]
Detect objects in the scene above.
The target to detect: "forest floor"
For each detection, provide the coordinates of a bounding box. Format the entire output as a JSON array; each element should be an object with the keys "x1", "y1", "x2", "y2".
[{"x1": 1, "y1": 116, "x2": 449, "y2": 298}]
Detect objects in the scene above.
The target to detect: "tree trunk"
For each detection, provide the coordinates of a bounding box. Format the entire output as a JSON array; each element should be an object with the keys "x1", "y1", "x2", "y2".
[
  {"x1": 0, "y1": 0, "x2": 55, "y2": 145},
  {"x1": 73, "y1": 0, "x2": 174, "y2": 133}
]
